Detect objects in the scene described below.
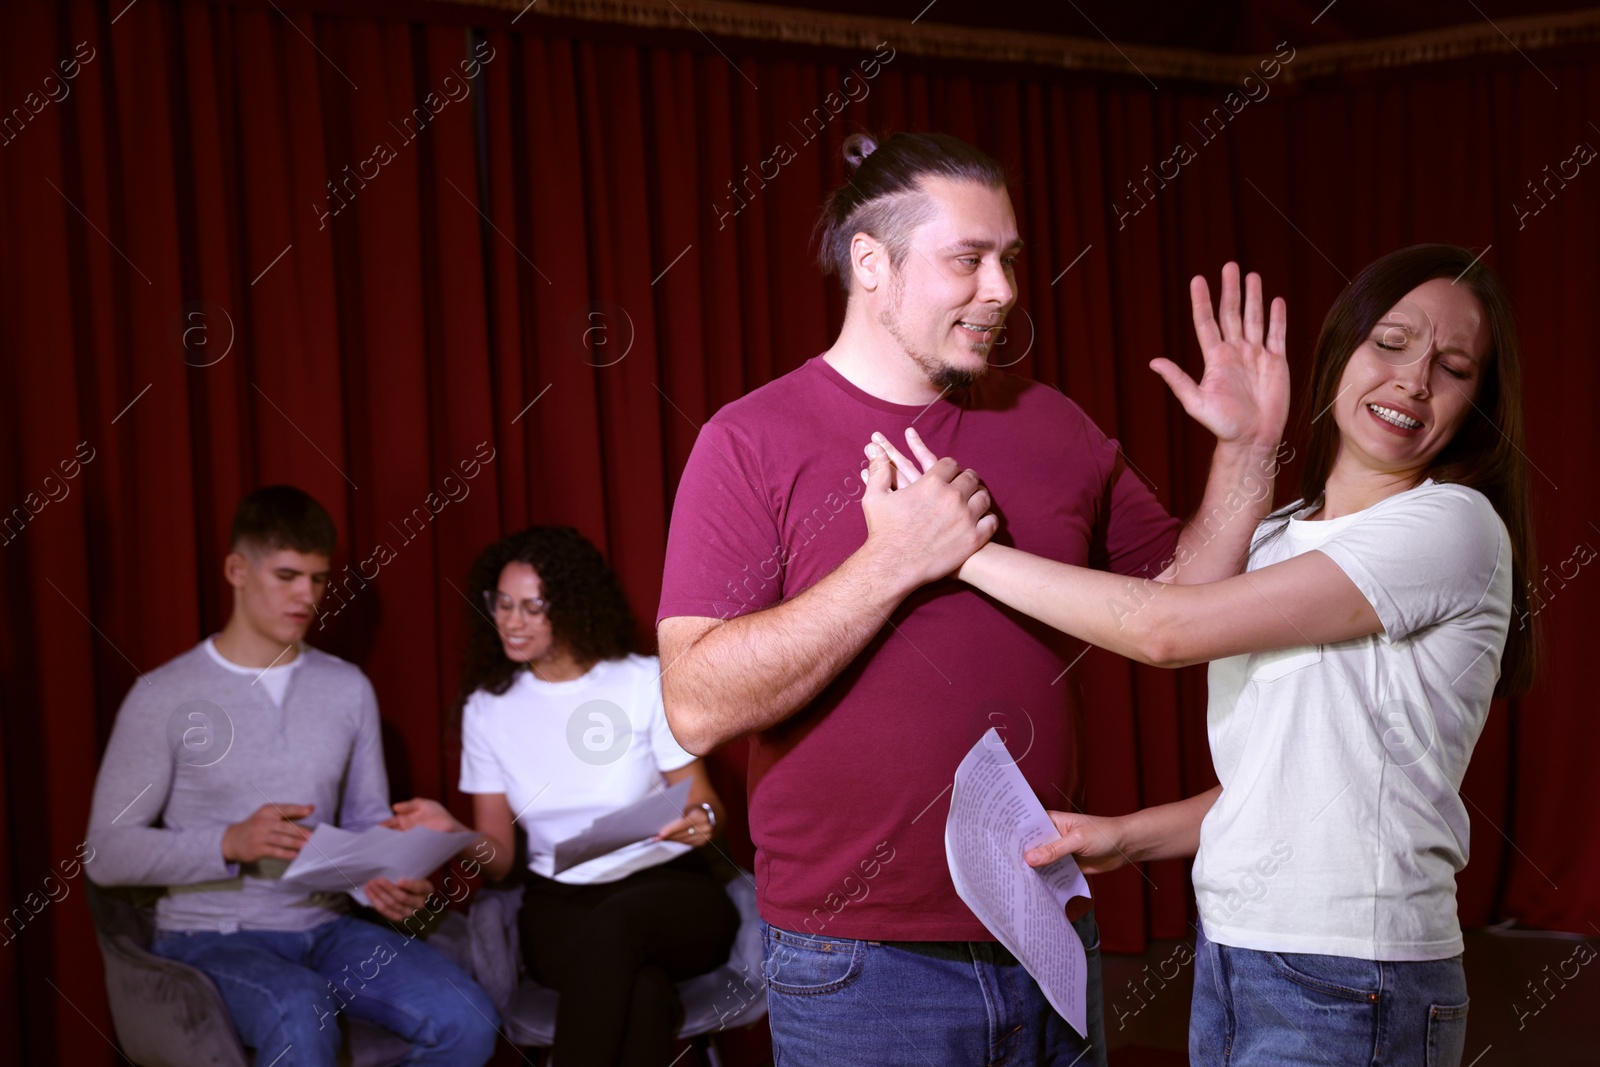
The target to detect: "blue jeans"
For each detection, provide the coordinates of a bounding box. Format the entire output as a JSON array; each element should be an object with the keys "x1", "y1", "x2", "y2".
[
  {"x1": 1190, "y1": 922, "x2": 1469, "y2": 1067},
  {"x1": 153, "y1": 914, "x2": 499, "y2": 1067},
  {"x1": 762, "y1": 911, "x2": 1107, "y2": 1067}
]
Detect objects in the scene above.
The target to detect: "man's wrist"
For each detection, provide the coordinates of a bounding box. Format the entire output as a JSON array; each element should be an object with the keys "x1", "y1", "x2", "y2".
[
  {"x1": 216, "y1": 823, "x2": 244, "y2": 873},
  {"x1": 847, "y1": 538, "x2": 923, "y2": 605}
]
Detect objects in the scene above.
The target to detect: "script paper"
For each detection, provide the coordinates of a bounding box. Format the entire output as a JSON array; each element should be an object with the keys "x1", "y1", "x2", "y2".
[
  {"x1": 945, "y1": 727, "x2": 1093, "y2": 1036},
  {"x1": 281, "y1": 824, "x2": 478, "y2": 897},
  {"x1": 551, "y1": 779, "x2": 693, "y2": 876}
]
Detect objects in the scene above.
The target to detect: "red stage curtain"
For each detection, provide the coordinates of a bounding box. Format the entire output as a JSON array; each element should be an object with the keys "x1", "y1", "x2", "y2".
[{"x1": 1, "y1": 1, "x2": 1595, "y2": 1061}]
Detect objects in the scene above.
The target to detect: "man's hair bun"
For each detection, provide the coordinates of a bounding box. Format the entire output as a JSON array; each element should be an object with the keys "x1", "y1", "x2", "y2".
[
  {"x1": 842, "y1": 132, "x2": 878, "y2": 174},
  {"x1": 812, "y1": 131, "x2": 1007, "y2": 294}
]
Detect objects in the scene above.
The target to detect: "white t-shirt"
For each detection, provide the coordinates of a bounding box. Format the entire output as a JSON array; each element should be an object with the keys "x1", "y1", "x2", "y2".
[
  {"x1": 203, "y1": 637, "x2": 302, "y2": 706},
  {"x1": 459, "y1": 653, "x2": 697, "y2": 884},
  {"x1": 1193, "y1": 480, "x2": 1512, "y2": 960}
]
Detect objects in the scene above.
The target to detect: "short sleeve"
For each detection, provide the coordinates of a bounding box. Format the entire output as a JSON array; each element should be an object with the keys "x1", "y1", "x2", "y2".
[
  {"x1": 1099, "y1": 450, "x2": 1183, "y2": 579},
  {"x1": 458, "y1": 691, "x2": 507, "y2": 794},
  {"x1": 658, "y1": 418, "x2": 781, "y2": 623},
  {"x1": 640, "y1": 660, "x2": 696, "y2": 773},
  {"x1": 1314, "y1": 485, "x2": 1508, "y2": 642}
]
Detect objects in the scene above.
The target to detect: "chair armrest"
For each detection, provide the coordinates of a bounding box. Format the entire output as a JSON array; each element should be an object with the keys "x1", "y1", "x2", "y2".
[
  {"x1": 460, "y1": 884, "x2": 525, "y2": 1016},
  {"x1": 95, "y1": 928, "x2": 250, "y2": 1067}
]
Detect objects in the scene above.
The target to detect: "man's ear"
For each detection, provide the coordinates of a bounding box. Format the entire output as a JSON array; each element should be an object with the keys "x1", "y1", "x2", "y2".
[
  {"x1": 849, "y1": 231, "x2": 887, "y2": 295},
  {"x1": 223, "y1": 549, "x2": 251, "y2": 590}
]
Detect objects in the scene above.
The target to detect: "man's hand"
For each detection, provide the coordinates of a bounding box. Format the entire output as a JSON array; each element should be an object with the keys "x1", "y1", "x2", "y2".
[
  {"x1": 1151, "y1": 261, "x2": 1288, "y2": 449},
  {"x1": 221, "y1": 803, "x2": 314, "y2": 864},
  {"x1": 863, "y1": 427, "x2": 941, "y2": 489},
  {"x1": 364, "y1": 877, "x2": 433, "y2": 922},
  {"x1": 385, "y1": 797, "x2": 467, "y2": 834},
  {"x1": 860, "y1": 431, "x2": 995, "y2": 588},
  {"x1": 1024, "y1": 809, "x2": 1132, "y2": 876}
]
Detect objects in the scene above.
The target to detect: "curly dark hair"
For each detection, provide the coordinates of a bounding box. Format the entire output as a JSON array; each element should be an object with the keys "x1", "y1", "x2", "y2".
[{"x1": 456, "y1": 526, "x2": 637, "y2": 707}]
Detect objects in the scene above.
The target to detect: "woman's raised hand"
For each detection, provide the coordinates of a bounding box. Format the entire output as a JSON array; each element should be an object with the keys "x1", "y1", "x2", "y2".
[{"x1": 1151, "y1": 261, "x2": 1289, "y2": 449}]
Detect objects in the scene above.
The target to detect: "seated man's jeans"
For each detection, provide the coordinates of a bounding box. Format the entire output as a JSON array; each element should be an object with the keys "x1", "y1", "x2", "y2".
[
  {"x1": 153, "y1": 913, "x2": 498, "y2": 1067},
  {"x1": 1189, "y1": 920, "x2": 1470, "y2": 1067},
  {"x1": 762, "y1": 910, "x2": 1107, "y2": 1067}
]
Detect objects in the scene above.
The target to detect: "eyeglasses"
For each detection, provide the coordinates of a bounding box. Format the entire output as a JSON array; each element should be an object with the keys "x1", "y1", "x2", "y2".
[{"x1": 483, "y1": 590, "x2": 549, "y2": 620}]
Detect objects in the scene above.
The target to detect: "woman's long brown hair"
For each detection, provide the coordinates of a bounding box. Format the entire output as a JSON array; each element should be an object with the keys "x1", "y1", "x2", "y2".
[{"x1": 1281, "y1": 244, "x2": 1537, "y2": 697}]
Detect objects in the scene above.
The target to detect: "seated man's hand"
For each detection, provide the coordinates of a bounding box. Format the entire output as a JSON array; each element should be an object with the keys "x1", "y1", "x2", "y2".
[
  {"x1": 221, "y1": 802, "x2": 314, "y2": 864},
  {"x1": 1025, "y1": 810, "x2": 1130, "y2": 876},
  {"x1": 363, "y1": 876, "x2": 433, "y2": 923},
  {"x1": 385, "y1": 797, "x2": 467, "y2": 834}
]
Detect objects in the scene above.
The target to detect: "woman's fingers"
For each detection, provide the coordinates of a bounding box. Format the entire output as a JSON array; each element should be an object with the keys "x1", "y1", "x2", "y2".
[
  {"x1": 870, "y1": 432, "x2": 922, "y2": 486},
  {"x1": 655, "y1": 808, "x2": 714, "y2": 845},
  {"x1": 862, "y1": 444, "x2": 893, "y2": 503},
  {"x1": 1025, "y1": 832, "x2": 1075, "y2": 867},
  {"x1": 902, "y1": 427, "x2": 940, "y2": 471}
]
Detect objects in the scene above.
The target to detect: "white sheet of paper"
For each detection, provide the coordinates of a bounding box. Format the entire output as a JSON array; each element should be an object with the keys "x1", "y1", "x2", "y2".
[
  {"x1": 551, "y1": 779, "x2": 693, "y2": 875},
  {"x1": 280, "y1": 824, "x2": 478, "y2": 896},
  {"x1": 945, "y1": 727, "x2": 1093, "y2": 1037}
]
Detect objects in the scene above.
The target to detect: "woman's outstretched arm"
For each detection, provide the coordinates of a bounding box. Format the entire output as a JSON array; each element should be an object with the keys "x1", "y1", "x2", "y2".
[
  {"x1": 958, "y1": 541, "x2": 1380, "y2": 668},
  {"x1": 387, "y1": 793, "x2": 518, "y2": 883},
  {"x1": 869, "y1": 422, "x2": 1381, "y2": 666},
  {"x1": 1025, "y1": 785, "x2": 1223, "y2": 873}
]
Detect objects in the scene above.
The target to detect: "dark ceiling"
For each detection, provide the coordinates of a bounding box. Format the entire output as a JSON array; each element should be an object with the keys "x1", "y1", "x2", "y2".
[{"x1": 747, "y1": 0, "x2": 1600, "y2": 53}]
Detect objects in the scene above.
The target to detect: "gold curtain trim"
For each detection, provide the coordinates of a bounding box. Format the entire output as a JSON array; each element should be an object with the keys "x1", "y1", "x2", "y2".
[{"x1": 433, "y1": 0, "x2": 1600, "y2": 84}]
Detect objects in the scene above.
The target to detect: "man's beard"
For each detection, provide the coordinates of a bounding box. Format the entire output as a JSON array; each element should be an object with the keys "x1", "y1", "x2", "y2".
[{"x1": 878, "y1": 275, "x2": 989, "y2": 394}]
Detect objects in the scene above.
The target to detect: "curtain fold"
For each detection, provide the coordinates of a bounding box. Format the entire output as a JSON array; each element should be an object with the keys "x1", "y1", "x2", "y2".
[{"x1": 2, "y1": 1, "x2": 1595, "y2": 1061}]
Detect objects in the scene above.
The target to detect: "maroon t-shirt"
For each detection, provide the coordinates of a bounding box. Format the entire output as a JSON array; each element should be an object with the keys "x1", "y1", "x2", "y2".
[{"x1": 658, "y1": 356, "x2": 1180, "y2": 940}]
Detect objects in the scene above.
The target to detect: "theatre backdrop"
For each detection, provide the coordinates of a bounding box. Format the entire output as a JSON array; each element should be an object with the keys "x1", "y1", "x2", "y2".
[{"x1": 2, "y1": 1, "x2": 1597, "y2": 1062}]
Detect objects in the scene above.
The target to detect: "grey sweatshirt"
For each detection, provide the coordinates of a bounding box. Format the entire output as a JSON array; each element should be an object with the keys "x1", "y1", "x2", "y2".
[{"x1": 86, "y1": 642, "x2": 392, "y2": 932}]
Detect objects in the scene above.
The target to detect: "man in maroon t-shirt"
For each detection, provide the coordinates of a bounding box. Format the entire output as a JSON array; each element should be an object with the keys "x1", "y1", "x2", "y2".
[{"x1": 658, "y1": 133, "x2": 1285, "y2": 1065}]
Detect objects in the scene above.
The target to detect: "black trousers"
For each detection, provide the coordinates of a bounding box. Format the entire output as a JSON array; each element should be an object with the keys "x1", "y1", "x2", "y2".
[{"x1": 518, "y1": 850, "x2": 740, "y2": 1067}]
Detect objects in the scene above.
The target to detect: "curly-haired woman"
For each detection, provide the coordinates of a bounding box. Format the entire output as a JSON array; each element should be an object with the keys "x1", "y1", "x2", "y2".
[{"x1": 390, "y1": 527, "x2": 739, "y2": 1067}]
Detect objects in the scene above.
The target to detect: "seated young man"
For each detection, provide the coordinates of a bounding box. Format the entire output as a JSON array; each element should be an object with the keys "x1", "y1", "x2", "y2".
[{"x1": 85, "y1": 485, "x2": 498, "y2": 1067}]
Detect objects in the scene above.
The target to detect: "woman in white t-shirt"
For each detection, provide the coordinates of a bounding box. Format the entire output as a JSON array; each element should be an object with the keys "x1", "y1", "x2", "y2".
[
  {"x1": 390, "y1": 527, "x2": 739, "y2": 1067},
  {"x1": 869, "y1": 246, "x2": 1535, "y2": 1067}
]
